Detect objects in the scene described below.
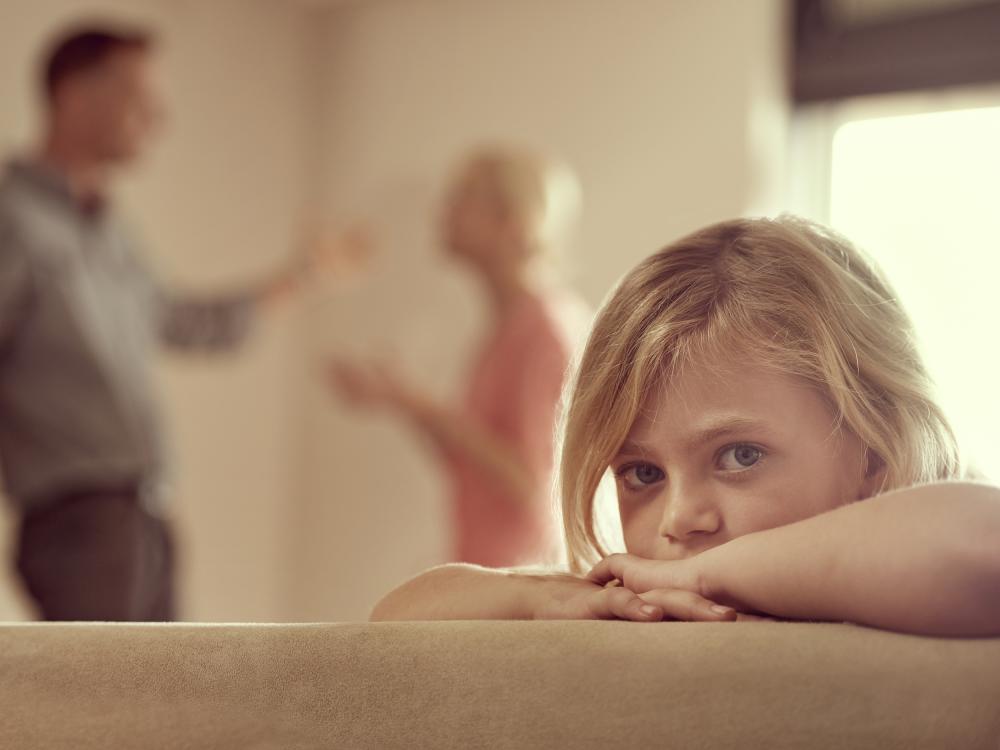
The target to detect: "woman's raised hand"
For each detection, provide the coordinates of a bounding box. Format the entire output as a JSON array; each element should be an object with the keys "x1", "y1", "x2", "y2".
[{"x1": 327, "y1": 357, "x2": 410, "y2": 411}]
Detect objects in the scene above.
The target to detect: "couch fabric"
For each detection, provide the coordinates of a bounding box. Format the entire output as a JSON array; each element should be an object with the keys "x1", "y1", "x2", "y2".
[{"x1": 2, "y1": 620, "x2": 999, "y2": 749}]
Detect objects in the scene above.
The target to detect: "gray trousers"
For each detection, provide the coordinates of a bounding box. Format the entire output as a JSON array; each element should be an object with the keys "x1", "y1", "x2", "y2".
[{"x1": 15, "y1": 490, "x2": 175, "y2": 621}]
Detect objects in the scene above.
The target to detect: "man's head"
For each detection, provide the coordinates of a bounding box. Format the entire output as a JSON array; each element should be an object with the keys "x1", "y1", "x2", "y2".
[{"x1": 41, "y1": 25, "x2": 165, "y2": 165}]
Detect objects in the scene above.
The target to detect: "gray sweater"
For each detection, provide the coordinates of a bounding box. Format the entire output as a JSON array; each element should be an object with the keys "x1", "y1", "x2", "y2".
[{"x1": 0, "y1": 160, "x2": 255, "y2": 511}]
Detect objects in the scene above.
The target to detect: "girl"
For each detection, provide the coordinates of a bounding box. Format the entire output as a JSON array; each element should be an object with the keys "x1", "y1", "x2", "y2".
[
  {"x1": 371, "y1": 215, "x2": 1000, "y2": 637},
  {"x1": 330, "y1": 146, "x2": 587, "y2": 568}
]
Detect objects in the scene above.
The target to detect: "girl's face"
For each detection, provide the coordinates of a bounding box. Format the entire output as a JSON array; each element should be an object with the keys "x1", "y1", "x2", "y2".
[{"x1": 611, "y1": 352, "x2": 880, "y2": 561}]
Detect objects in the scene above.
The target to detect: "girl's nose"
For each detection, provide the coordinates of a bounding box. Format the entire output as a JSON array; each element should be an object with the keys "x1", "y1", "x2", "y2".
[{"x1": 657, "y1": 485, "x2": 721, "y2": 543}]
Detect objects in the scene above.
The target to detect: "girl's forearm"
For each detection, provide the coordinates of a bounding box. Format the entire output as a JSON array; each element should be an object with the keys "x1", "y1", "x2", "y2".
[
  {"x1": 370, "y1": 564, "x2": 539, "y2": 621},
  {"x1": 698, "y1": 482, "x2": 1000, "y2": 636}
]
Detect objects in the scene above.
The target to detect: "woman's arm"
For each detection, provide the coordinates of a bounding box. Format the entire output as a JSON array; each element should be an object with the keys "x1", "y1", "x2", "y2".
[
  {"x1": 590, "y1": 482, "x2": 1000, "y2": 636},
  {"x1": 402, "y1": 394, "x2": 536, "y2": 503},
  {"x1": 369, "y1": 563, "x2": 739, "y2": 623}
]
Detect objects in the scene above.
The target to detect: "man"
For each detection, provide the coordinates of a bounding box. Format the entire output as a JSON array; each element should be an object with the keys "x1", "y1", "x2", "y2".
[{"x1": 0, "y1": 25, "x2": 332, "y2": 621}]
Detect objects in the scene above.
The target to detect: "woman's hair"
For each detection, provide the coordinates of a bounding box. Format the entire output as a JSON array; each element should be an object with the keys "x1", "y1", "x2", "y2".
[
  {"x1": 559, "y1": 215, "x2": 961, "y2": 572},
  {"x1": 460, "y1": 145, "x2": 581, "y2": 260}
]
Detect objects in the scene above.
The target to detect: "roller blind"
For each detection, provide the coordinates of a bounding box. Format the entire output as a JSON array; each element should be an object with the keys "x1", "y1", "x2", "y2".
[{"x1": 793, "y1": 0, "x2": 1000, "y2": 102}]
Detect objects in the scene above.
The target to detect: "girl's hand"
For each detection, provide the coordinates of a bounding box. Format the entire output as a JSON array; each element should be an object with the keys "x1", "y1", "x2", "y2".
[
  {"x1": 586, "y1": 553, "x2": 702, "y2": 596},
  {"x1": 530, "y1": 575, "x2": 736, "y2": 623},
  {"x1": 586, "y1": 554, "x2": 769, "y2": 622},
  {"x1": 635, "y1": 590, "x2": 767, "y2": 622}
]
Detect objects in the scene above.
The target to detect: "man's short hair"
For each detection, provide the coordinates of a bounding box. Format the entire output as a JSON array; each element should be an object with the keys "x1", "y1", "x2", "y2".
[{"x1": 41, "y1": 25, "x2": 155, "y2": 101}]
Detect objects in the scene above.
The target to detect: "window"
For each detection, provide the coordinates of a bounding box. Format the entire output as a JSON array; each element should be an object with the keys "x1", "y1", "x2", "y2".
[{"x1": 796, "y1": 88, "x2": 1000, "y2": 480}]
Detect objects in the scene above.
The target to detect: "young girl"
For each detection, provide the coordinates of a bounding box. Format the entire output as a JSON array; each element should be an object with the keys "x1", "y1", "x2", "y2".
[
  {"x1": 330, "y1": 146, "x2": 587, "y2": 568},
  {"x1": 371, "y1": 215, "x2": 1000, "y2": 637}
]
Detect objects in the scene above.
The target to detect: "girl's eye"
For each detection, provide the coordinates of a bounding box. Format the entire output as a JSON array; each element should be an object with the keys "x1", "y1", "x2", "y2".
[
  {"x1": 718, "y1": 444, "x2": 763, "y2": 471},
  {"x1": 617, "y1": 462, "x2": 665, "y2": 490}
]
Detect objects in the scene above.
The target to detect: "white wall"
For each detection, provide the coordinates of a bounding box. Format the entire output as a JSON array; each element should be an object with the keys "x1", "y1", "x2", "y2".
[
  {"x1": 294, "y1": 0, "x2": 790, "y2": 621},
  {"x1": 0, "y1": 0, "x2": 322, "y2": 621},
  {"x1": 0, "y1": 0, "x2": 788, "y2": 623}
]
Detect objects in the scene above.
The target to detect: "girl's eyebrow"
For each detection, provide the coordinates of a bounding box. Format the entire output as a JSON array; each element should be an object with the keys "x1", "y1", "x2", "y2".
[
  {"x1": 681, "y1": 415, "x2": 773, "y2": 452},
  {"x1": 617, "y1": 416, "x2": 773, "y2": 459},
  {"x1": 614, "y1": 439, "x2": 655, "y2": 459}
]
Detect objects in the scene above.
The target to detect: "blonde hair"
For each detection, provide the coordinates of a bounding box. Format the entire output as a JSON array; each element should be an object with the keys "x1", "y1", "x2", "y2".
[
  {"x1": 460, "y1": 145, "x2": 580, "y2": 259},
  {"x1": 560, "y1": 215, "x2": 960, "y2": 573}
]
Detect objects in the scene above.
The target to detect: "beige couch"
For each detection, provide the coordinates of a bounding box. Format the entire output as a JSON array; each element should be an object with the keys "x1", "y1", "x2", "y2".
[{"x1": 2, "y1": 620, "x2": 999, "y2": 749}]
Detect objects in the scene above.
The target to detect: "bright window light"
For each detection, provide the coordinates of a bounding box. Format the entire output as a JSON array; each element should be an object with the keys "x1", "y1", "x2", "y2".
[{"x1": 829, "y1": 104, "x2": 1000, "y2": 481}]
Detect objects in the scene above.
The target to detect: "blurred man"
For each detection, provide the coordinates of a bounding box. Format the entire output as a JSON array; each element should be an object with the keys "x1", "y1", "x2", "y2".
[{"x1": 0, "y1": 25, "x2": 327, "y2": 621}]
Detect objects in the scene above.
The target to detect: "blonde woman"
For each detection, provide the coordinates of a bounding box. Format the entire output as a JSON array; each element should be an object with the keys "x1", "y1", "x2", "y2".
[
  {"x1": 330, "y1": 146, "x2": 586, "y2": 568},
  {"x1": 371, "y1": 216, "x2": 1000, "y2": 637}
]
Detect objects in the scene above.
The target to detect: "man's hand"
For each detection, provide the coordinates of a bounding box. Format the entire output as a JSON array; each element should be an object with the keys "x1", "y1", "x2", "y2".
[
  {"x1": 303, "y1": 223, "x2": 373, "y2": 282},
  {"x1": 261, "y1": 223, "x2": 374, "y2": 307}
]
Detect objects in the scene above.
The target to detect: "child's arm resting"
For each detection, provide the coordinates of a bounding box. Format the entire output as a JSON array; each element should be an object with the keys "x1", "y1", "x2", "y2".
[
  {"x1": 591, "y1": 482, "x2": 1000, "y2": 636},
  {"x1": 370, "y1": 564, "x2": 541, "y2": 621},
  {"x1": 369, "y1": 563, "x2": 740, "y2": 623}
]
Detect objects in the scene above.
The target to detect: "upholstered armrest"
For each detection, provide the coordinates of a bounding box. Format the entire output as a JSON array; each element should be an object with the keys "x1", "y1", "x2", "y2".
[{"x1": 2, "y1": 621, "x2": 998, "y2": 748}]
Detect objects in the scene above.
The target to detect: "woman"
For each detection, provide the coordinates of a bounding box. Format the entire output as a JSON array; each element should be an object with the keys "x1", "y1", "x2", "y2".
[{"x1": 330, "y1": 146, "x2": 587, "y2": 568}]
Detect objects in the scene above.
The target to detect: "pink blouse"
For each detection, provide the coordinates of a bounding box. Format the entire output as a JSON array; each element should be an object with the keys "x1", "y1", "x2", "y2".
[{"x1": 446, "y1": 293, "x2": 573, "y2": 567}]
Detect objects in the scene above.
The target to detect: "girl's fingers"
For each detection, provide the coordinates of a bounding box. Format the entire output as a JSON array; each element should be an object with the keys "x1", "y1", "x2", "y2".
[
  {"x1": 637, "y1": 589, "x2": 737, "y2": 622},
  {"x1": 587, "y1": 586, "x2": 662, "y2": 622},
  {"x1": 586, "y1": 553, "x2": 636, "y2": 585}
]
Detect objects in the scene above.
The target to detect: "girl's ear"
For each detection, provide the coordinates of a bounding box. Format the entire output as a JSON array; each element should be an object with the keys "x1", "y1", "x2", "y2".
[{"x1": 858, "y1": 448, "x2": 887, "y2": 499}]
